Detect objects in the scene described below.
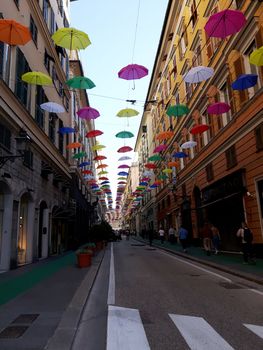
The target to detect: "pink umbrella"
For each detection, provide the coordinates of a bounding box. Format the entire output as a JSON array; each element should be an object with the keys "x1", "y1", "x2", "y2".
[
  {"x1": 204, "y1": 9, "x2": 246, "y2": 39},
  {"x1": 118, "y1": 164, "x2": 130, "y2": 169},
  {"x1": 117, "y1": 146, "x2": 133, "y2": 153},
  {"x1": 153, "y1": 144, "x2": 168, "y2": 153},
  {"x1": 207, "y1": 102, "x2": 231, "y2": 115},
  {"x1": 118, "y1": 64, "x2": 148, "y2": 80},
  {"x1": 77, "y1": 106, "x2": 100, "y2": 120}
]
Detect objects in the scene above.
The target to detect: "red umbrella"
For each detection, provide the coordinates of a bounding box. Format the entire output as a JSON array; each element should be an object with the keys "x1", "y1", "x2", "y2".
[
  {"x1": 94, "y1": 155, "x2": 107, "y2": 161},
  {"x1": 118, "y1": 181, "x2": 127, "y2": 184},
  {"x1": 207, "y1": 102, "x2": 230, "y2": 115},
  {"x1": 190, "y1": 124, "x2": 209, "y2": 134},
  {"x1": 86, "y1": 130, "x2": 103, "y2": 138},
  {"x1": 145, "y1": 163, "x2": 157, "y2": 169},
  {"x1": 99, "y1": 176, "x2": 109, "y2": 180},
  {"x1": 82, "y1": 170, "x2": 93, "y2": 174},
  {"x1": 118, "y1": 64, "x2": 148, "y2": 80},
  {"x1": 118, "y1": 164, "x2": 130, "y2": 169},
  {"x1": 153, "y1": 144, "x2": 168, "y2": 153},
  {"x1": 117, "y1": 146, "x2": 133, "y2": 153},
  {"x1": 77, "y1": 106, "x2": 100, "y2": 120}
]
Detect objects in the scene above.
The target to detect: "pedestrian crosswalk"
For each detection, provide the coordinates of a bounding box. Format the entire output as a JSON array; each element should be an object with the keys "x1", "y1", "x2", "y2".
[{"x1": 107, "y1": 306, "x2": 263, "y2": 350}]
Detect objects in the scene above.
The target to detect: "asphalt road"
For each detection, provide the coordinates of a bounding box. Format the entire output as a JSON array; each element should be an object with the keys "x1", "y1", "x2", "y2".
[{"x1": 102, "y1": 239, "x2": 263, "y2": 350}]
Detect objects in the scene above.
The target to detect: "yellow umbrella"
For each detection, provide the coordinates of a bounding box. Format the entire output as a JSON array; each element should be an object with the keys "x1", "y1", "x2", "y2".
[
  {"x1": 249, "y1": 46, "x2": 263, "y2": 66},
  {"x1": 52, "y1": 27, "x2": 91, "y2": 50},
  {"x1": 92, "y1": 144, "x2": 106, "y2": 151},
  {"x1": 116, "y1": 108, "x2": 139, "y2": 118},
  {"x1": 163, "y1": 168, "x2": 173, "y2": 174},
  {"x1": 22, "y1": 71, "x2": 52, "y2": 85}
]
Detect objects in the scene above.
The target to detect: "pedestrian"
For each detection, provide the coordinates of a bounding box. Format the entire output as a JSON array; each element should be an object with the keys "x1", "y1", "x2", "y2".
[
  {"x1": 178, "y1": 225, "x2": 188, "y2": 253},
  {"x1": 159, "y1": 227, "x2": 165, "y2": 244},
  {"x1": 236, "y1": 222, "x2": 255, "y2": 264},
  {"x1": 168, "y1": 226, "x2": 177, "y2": 244},
  {"x1": 200, "y1": 222, "x2": 212, "y2": 256},
  {"x1": 211, "y1": 224, "x2": 221, "y2": 254}
]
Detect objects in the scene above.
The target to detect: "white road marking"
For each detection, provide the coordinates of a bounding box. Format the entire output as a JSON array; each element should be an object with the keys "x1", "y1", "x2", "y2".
[
  {"x1": 248, "y1": 288, "x2": 263, "y2": 297},
  {"x1": 107, "y1": 243, "x2": 115, "y2": 305},
  {"x1": 161, "y1": 251, "x2": 232, "y2": 282},
  {"x1": 169, "y1": 314, "x2": 234, "y2": 350},
  {"x1": 107, "y1": 305, "x2": 150, "y2": 350},
  {"x1": 244, "y1": 324, "x2": 263, "y2": 339}
]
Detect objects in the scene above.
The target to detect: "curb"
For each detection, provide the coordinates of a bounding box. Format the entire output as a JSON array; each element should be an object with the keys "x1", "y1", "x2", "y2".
[{"x1": 44, "y1": 248, "x2": 106, "y2": 350}]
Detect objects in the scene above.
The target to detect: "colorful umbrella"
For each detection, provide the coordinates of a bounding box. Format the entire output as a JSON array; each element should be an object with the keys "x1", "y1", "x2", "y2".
[
  {"x1": 98, "y1": 170, "x2": 108, "y2": 175},
  {"x1": 97, "y1": 164, "x2": 108, "y2": 169},
  {"x1": 163, "y1": 168, "x2": 173, "y2": 174},
  {"x1": 82, "y1": 170, "x2": 93, "y2": 175},
  {"x1": 168, "y1": 161, "x2": 179, "y2": 167},
  {"x1": 167, "y1": 104, "x2": 189, "y2": 117},
  {"x1": 156, "y1": 131, "x2": 174, "y2": 141},
  {"x1": 118, "y1": 181, "x2": 127, "y2": 184},
  {"x1": 99, "y1": 177, "x2": 109, "y2": 180},
  {"x1": 0, "y1": 19, "x2": 31, "y2": 45},
  {"x1": 94, "y1": 155, "x2": 107, "y2": 161},
  {"x1": 231, "y1": 74, "x2": 258, "y2": 90},
  {"x1": 118, "y1": 64, "x2": 148, "y2": 80},
  {"x1": 116, "y1": 108, "x2": 139, "y2": 118},
  {"x1": 190, "y1": 124, "x2": 209, "y2": 134},
  {"x1": 52, "y1": 27, "x2": 91, "y2": 50},
  {"x1": 145, "y1": 163, "x2": 157, "y2": 169},
  {"x1": 148, "y1": 154, "x2": 163, "y2": 161},
  {"x1": 118, "y1": 171, "x2": 129, "y2": 176},
  {"x1": 77, "y1": 107, "x2": 100, "y2": 120},
  {"x1": 115, "y1": 131, "x2": 134, "y2": 138},
  {"x1": 249, "y1": 46, "x2": 263, "y2": 66},
  {"x1": 173, "y1": 151, "x2": 188, "y2": 158},
  {"x1": 153, "y1": 144, "x2": 168, "y2": 153},
  {"x1": 117, "y1": 146, "x2": 133, "y2": 153},
  {"x1": 22, "y1": 71, "x2": 52, "y2": 85},
  {"x1": 66, "y1": 76, "x2": 95, "y2": 89},
  {"x1": 118, "y1": 165, "x2": 130, "y2": 168},
  {"x1": 181, "y1": 141, "x2": 197, "y2": 149},
  {"x1": 101, "y1": 181, "x2": 110, "y2": 184},
  {"x1": 73, "y1": 151, "x2": 87, "y2": 159},
  {"x1": 118, "y1": 177, "x2": 127, "y2": 180},
  {"x1": 207, "y1": 102, "x2": 230, "y2": 114},
  {"x1": 118, "y1": 156, "x2": 132, "y2": 161},
  {"x1": 184, "y1": 66, "x2": 214, "y2": 83},
  {"x1": 86, "y1": 130, "x2": 104, "y2": 138},
  {"x1": 40, "y1": 102, "x2": 65, "y2": 113},
  {"x1": 204, "y1": 9, "x2": 246, "y2": 39},
  {"x1": 92, "y1": 144, "x2": 105, "y2": 151},
  {"x1": 158, "y1": 174, "x2": 168, "y2": 180},
  {"x1": 66, "y1": 142, "x2": 82, "y2": 149},
  {"x1": 59, "y1": 127, "x2": 75, "y2": 134},
  {"x1": 78, "y1": 161, "x2": 90, "y2": 167}
]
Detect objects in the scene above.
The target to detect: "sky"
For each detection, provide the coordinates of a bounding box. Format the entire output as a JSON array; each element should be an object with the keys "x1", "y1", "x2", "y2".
[{"x1": 70, "y1": 0, "x2": 169, "y2": 207}]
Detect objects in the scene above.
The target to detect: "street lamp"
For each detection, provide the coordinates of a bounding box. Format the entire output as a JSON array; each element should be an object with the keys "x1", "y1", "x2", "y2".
[{"x1": 0, "y1": 129, "x2": 31, "y2": 169}]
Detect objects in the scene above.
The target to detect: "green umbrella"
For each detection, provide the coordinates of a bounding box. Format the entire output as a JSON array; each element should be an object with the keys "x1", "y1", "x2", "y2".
[
  {"x1": 118, "y1": 177, "x2": 127, "y2": 180},
  {"x1": 73, "y1": 151, "x2": 87, "y2": 159},
  {"x1": 166, "y1": 104, "x2": 189, "y2": 117},
  {"x1": 115, "y1": 131, "x2": 134, "y2": 138},
  {"x1": 158, "y1": 174, "x2": 168, "y2": 180},
  {"x1": 66, "y1": 76, "x2": 95, "y2": 89},
  {"x1": 148, "y1": 154, "x2": 163, "y2": 161}
]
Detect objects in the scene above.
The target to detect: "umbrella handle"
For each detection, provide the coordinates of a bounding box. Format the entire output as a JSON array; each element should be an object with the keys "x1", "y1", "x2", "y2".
[{"x1": 132, "y1": 80, "x2": 135, "y2": 90}]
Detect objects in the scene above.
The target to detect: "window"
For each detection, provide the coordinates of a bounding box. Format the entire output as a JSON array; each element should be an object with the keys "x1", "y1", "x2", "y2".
[
  {"x1": 50, "y1": 8, "x2": 56, "y2": 34},
  {"x1": 219, "y1": 82, "x2": 233, "y2": 126},
  {"x1": 255, "y1": 123, "x2": 263, "y2": 151},
  {"x1": 0, "y1": 42, "x2": 11, "y2": 83},
  {"x1": 0, "y1": 122, "x2": 11, "y2": 150},
  {"x1": 35, "y1": 86, "x2": 46, "y2": 129},
  {"x1": 43, "y1": 0, "x2": 50, "y2": 23},
  {"x1": 178, "y1": 19, "x2": 188, "y2": 60},
  {"x1": 30, "y1": 16, "x2": 38, "y2": 46},
  {"x1": 233, "y1": 0, "x2": 245, "y2": 9},
  {"x1": 49, "y1": 113, "x2": 57, "y2": 144},
  {"x1": 58, "y1": 119, "x2": 64, "y2": 154},
  {"x1": 206, "y1": 6, "x2": 221, "y2": 60},
  {"x1": 14, "y1": 0, "x2": 19, "y2": 8},
  {"x1": 23, "y1": 149, "x2": 33, "y2": 169},
  {"x1": 233, "y1": 56, "x2": 249, "y2": 107},
  {"x1": 206, "y1": 163, "x2": 214, "y2": 182},
  {"x1": 243, "y1": 40, "x2": 262, "y2": 98},
  {"x1": 15, "y1": 48, "x2": 30, "y2": 108},
  {"x1": 190, "y1": 0, "x2": 198, "y2": 28},
  {"x1": 225, "y1": 145, "x2": 237, "y2": 169}
]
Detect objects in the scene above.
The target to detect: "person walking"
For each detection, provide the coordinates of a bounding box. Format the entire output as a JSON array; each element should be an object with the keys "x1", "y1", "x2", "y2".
[
  {"x1": 159, "y1": 227, "x2": 165, "y2": 244},
  {"x1": 168, "y1": 226, "x2": 177, "y2": 244},
  {"x1": 211, "y1": 224, "x2": 221, "y2": 254},
  {"x1": 178, "y1": 225, "x2": 188, "y2": 253},
  {"x1": 201, "y1": 222, "x2": 213, "y2": 256},
  {"x1": 236, "y1": 222, "x2": 255, "y2": 264}
]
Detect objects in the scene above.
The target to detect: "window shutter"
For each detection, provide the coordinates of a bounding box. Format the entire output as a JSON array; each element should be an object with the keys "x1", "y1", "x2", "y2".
[
  {"x1": 205, "y1": 33, "x2": 213, "y2": 60},
  {"x1": 227, "y1": 76, "x2": 235, "y2": 113},
  {"x1": 255, "y1": 124, "x2": 263, "y2": 151},
  {"x1": 233, "y1": 56, "x2": 248, "y2": 106},
  {"x1": 255, "y1": 27, "x2": 263, "y2": 79}
]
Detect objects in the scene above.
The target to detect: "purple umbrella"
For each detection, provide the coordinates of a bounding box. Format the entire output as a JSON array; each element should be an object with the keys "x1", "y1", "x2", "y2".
[
  {"x1": 153, "y1": 144, "x2": 168, "y2": 153},
  {"x1": 118, "y1": 164, "x2": 130, "y2": 169},
  {"x1": 207, "y1": 102, "x2": 231, "y2": 115},
  {"x1": 118, "y1": 64, "x2": 148, "y2": 80},
  {"x1": 77, "y1": 106, "x2": 100, "y2": 120}
]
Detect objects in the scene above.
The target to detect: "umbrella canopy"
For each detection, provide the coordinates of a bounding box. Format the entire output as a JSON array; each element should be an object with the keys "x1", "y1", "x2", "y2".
[
  {"x1": 207, "y1": 102, "x2": 231, "y2": 114},
  {"x1": 118, "y1": 156, "x2": 132, "y2": 161},
  {"x1": 78, "y1": 161, "x2": 90, "y2": 167},
  {"x1": 118, "y1": 181, "x2": 127, "y2": 184},
  {"x1": 145, "y1": 163, "x2": 157, "y2": 169},
  {"x1": 52, "y1": 27, "x2": 91, "y2": 50},
  {"x1": 118, "y1": 171, "x2": 129, "y2": 176},
  {"x1": 173, "y1": 151, "x2": 188, "y2": 158},
  {"x1": 82, "y1": 170, "x2": 93, "y2": 175},
  {"x1": 148, "y1": 154, "x2": 163, "y2": 162},
  {"x1": 117, "y1": 146, "x2": 133, "y2": 153},
  {"x1": 181, "y1": 141, "x2": 197, "y2": 149},
  {"x1": 73, "y1": 151, "x2": 87, "y2": 159},
  {"x1": 22, "y1": 72, "x2": 52, "y2": 85},
  {"x1": 204, "y1": 9, "x2": 246, "y2": 39},
  {"x1": 249, "y1": 46, "x2": 263, "y2": 66},
  {"x1": 116, "y1": 108, "x2": 139, "y2": 118},
  {"x1": 118, "y1": 64, "x2": 148, "y2": 80},
  {"x1": 97, "y1": 164, "x2": 108, "y2": 169},
  {"x1": 59, "y1": 127, "x2": 75, "y2": 134},
  {"x1": 168, "y1": 161, "x2": 179, "y2": 167},
  {"x1": 190, "y1": 124, "x2": 209, "y2": 134},
  {"x1": 40, "y1": 102, "x2": 65, "y2": 113},
  {"x1": 184, "y1": 66, "x2": 214, "y2": 83},
  {"x1": 118, "y1": 164, "x2": 130, "y2": 169},
  {"x1": 118, "y1": 177, "x2": 127, "y2": 180},
  {"x1": 77, "y1": 106, "x2": 100, "y2": 120},
  {"x1": 158, "y1": 174, "x2": 168, "y2": 180},
  {"x1": 115, "y1": 131, "x2": 134, "y2": 138},
  {"x1": 101, "y1": 181, "x2": 110, "y2": 184},
  {"x1": 153, "y1": 144, "x2": 168, "y2": 153},
  {"x1": 163, "y1": 168, "x2": 173, "y2": 174},
  {"x1": 94, "y1": 155, "x2": 107, "y2": 161},
  {"x1": 156, "y1": 131, "x2": 174, "y2": 141},
  {"x1": 231, "y1": 74, "x2": 258, "y2": 90},
  {"x1": 0, "y1": 19, "x2": 31, "y2": 45},
  {"x1": 86, "y1": 130, "x2": 104, "y2": 138},
  {"x1": 98, "y1": 170, "x2": 108, "y2": 175},
  {"x1": 167, "y1": 104, "x2": 189, "y2": 117},
  {"x1": 66, "y1": 142, "x2": 82, "y2": 149},
  {"x1": 99, "y1": 177, "x2": 109, "y2": 180},
  {"x1": 92, "y1": 144, "x2": 105, "y2": 151},
  {"x1": 66, "y1": 76, "x2": 95, "y2": 89}
]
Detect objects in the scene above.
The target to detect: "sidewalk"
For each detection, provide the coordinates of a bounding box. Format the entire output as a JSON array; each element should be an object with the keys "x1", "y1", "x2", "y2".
[{"x1": 136, "y1": 237, "x2": 263, "y2": 285}]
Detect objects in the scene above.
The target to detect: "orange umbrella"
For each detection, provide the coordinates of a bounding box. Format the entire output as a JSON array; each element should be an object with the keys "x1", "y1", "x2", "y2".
[
  {"x1": 97, "y1": 164, "x2": 108, "y2": 169},
  {"x1": 168, "y1": 161, "x2": 179, "y2": 167},
  {"x1": 66, "y1": 142, "x2": 82, "y2": 149},
  {"x1": 94, "y1": 155, "x2": 107, "y2": 161},
  {"x1": 156, "y1": 131, "x2": 174, "y2": 141},
  {"x1": 0, "y1": 19, "x2": 31, "y2": 45}
]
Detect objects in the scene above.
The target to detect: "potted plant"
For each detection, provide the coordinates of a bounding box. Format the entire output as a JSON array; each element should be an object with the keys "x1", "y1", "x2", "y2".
[{"x1": 76, "y1": 248, "x2": 92, "y2": 268}]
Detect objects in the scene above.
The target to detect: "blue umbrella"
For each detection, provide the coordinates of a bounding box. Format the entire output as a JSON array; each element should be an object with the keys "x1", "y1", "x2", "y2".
[
  {"x1": 150, "y1": 184, "x2": 158, "y2": 189},
  {"x1": 78, "y1": 161, "x2": 90, "y2": 167},
  {"x1": 231, "y1": 74, "x2": 258, "y2": 90},
  {"x1": 172, "y1": 151, "x2": 188, "y2": 158},
  {"x1": 139, "y1": 182, "x2": 148, "y2": 186},
  {"x1": 101, "y1": 181, "x2": 110, "y2": 184},
  {"x1": 58, "y1": 127, "x2": 75, "y2": 134},
  {"x1": 118, "y1": 171, "x2": 128, "y2": 176}
]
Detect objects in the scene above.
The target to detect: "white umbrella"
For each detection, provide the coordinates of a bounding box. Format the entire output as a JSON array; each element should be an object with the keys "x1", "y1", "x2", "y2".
[
  {"x1": 40, "y1": 102, "x2": 65, "y2": 113},
  {"x1": 181, "y1": 141, "x2": 197, "y2": 149},
  {"x1": 183, "y1": 66, "x2": 214, "y2": 84},
  {"x1": 118, "y1": 156, "x2": 132, "y2": 161}
]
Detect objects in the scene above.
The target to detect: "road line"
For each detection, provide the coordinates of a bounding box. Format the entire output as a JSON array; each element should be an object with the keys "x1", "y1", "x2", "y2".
[
  {"x1": 107, "y1": 243, "x2": 115, "y2": 305},
  {"x1": 243, "y1": 324, "x2": 263, "y2": 339},
  {"x1": 248, "y1": 288, "x2": 263, "y2": 296},
  {"x1": 169, "y1": 314, "x2": 234, "y2": 350},
  {"x1": 161, "y1": 251, "x2": 232, "y2": 282},
  {"x1": 107, "y1": 305, "x2": 150, "y2": 350}
]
